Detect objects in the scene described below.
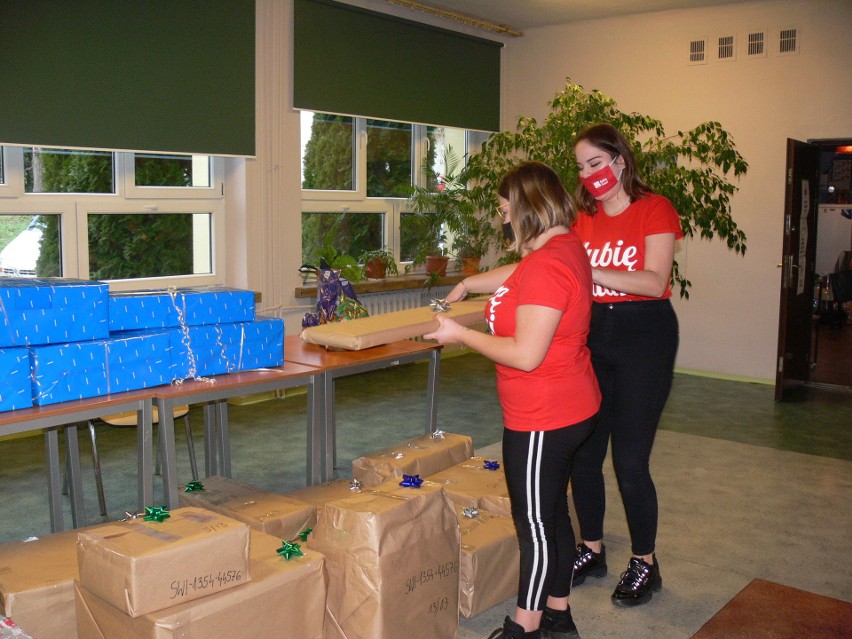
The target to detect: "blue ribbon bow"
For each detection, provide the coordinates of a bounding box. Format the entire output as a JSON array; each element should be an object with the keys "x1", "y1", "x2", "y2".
[{"x1": 399, "y1": 474, "x2": 424, "y2": 488}]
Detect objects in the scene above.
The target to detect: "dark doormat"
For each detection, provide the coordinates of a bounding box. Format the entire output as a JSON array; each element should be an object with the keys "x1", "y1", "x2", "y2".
[{"x1": 690, "y1": 578, "x2": 852, "y2": 638}]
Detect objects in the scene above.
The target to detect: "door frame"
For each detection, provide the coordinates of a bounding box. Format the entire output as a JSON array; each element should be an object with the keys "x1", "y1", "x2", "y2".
[{"x1": 775, "y1": 137, "x2": 852, "y2": 400}]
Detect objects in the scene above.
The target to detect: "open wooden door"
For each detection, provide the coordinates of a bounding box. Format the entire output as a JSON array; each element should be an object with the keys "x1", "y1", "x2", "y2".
[{"x1": 775, "y1": 139, "x2": 821, "y2": 401}]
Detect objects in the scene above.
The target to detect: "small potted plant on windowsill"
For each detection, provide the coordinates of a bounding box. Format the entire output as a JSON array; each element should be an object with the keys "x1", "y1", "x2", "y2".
[
  {"x1": 452, "y1": 213, "x2": 497, "y2": 275},
  {"x1": 404, "y1": 146, "x2": 473, "y2": 279},
  {"x1": 359, "y1": 248, "x2": 399, "y2": 280}
]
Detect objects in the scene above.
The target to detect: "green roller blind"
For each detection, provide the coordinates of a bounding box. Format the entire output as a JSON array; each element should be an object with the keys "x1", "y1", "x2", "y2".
[
  {"x1": 0, "y1": 0, "x2": 256, "y2": 157},
  {"x1": 294, "y1": 0, "x2": 501, "y2": 132}
]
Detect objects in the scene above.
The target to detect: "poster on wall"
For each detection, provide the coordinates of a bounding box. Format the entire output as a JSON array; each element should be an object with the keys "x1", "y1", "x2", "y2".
[{"x1": 797, "y1": 179, "x2": 809, "y2": 295}]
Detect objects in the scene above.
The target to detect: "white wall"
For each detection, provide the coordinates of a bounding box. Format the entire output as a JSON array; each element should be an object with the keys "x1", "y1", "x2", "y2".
[
  {"x1": 501, "y1": 0, "x2": 852, "y2": 381},
  {"x1": 229, "y1": 0, "x2": 851, "y2": 382}
]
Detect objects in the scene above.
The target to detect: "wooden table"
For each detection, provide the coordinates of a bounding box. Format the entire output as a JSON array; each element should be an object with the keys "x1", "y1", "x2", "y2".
[
  {"x1": 283, "y1": 336, "x2": 442, "y2": 481},
  {"x1": 151, "y1": 363, "x2": 321, "y2": 508},
  {"x1": 0, "y1": 390, "x2": 154, "y2": 531}
]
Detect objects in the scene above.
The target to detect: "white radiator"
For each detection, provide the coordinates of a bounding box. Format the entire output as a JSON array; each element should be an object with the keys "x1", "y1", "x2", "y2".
[{"x1": 359, "y1": 285, "x2": 455, "y2": 316}]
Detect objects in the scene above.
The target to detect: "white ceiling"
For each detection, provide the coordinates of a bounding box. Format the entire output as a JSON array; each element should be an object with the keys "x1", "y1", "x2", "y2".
[{"x1": 389, "y1": 0, "x2": 755, "y2": 33}]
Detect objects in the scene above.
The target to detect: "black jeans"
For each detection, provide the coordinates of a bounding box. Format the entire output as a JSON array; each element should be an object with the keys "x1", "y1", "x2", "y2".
[
  {"x1": 570, "y1": 299, "x2": 678, "y2": 556},
  {"x1": 502, "y1": 416, "x2": 596, "y2": 611}
]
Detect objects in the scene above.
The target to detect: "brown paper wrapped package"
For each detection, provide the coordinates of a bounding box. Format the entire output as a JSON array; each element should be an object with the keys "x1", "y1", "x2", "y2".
[
  {"x1": 178, "y1": 476, "x2": 316, "y2": 541},
  {"x1": 0, "y1": 528, "x2": 90, "y2": 639},
  {"x1": 428, "y1": 456, "x2": 512, "y2": 517},
  {"x1": 74, "y1": 530, "x2": 326, "y2": 639},
  {"x1": 457, "y1": 506, "x2": 520, "y2": 618},
  {"x1": 299, "y1": 299, "x2": 487, "y2": 350},
  {"x1": 309, "y1": 480, "x2": 460, "y2": 639},
  {"x1": 286, "y1": 478, "x2": 363, "y2": 519},
  {"x1": 76, "y1": 507, "x2": 250, "y2": 618},
  {"x1": 351, "y1": 431, "x2": 474, "y2": 487}
]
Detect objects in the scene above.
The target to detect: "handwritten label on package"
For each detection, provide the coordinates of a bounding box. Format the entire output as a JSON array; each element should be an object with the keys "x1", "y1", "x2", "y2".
[
  {"x1": 170, "y1": 569, "x2": 243, "y2": 599},
  {"x1": 403, "y1": 560, "x2": 459, "y2": 595}
]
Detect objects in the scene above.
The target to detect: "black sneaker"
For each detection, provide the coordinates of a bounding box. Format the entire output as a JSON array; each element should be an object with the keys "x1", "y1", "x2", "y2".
[
  {"x1": 487, "y1": 616, "x2": 541, "y2": 639},
  {"x1": 611, "y1": 555, "x2": 662, "y2": 606},
  {"x1": 540, "y1": 606, "x2": 581, "y2": 639},
  {"x1": 572, "y1": 542, "x2": 607, "y2": 586}
]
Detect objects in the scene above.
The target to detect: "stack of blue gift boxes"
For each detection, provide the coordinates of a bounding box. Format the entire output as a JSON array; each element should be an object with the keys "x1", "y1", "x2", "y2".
[{"x1": 0, "y1": 278, "x2": 284, "y2": 412}]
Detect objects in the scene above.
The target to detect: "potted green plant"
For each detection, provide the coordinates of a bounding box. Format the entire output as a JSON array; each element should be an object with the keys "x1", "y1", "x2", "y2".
[
  {"x1": 462, "y1": 79, "x2": 748, "y2": 298},
  {"x1": 358, "y1": 247, "x2": 399, "y2": 280},
  {"x1": 404, "y1": 147, "x2": 480, "y2": 278},
  {"x1": 451, "y1": 211, "x2": 498, "y2": 275},
  {"x1": 307, "y1": 237, "x2": 364, "y2": 283}
]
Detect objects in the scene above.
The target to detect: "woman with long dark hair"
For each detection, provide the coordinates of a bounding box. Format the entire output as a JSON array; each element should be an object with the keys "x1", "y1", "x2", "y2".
[{"x1": 569, "y1": 123, "x2": 682, "y2": 607}]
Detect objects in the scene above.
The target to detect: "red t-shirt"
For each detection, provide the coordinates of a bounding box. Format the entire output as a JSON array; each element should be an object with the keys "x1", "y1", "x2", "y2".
[
  {"x1": 573, "y1": 193, "x2": 684, "y2": 303},
  {"x1": 486, "y1": 232, "x2": 601, "y2": 431}
]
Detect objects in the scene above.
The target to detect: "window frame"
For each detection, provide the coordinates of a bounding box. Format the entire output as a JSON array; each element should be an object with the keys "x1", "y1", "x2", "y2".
[
  {"x1": 300, "y1": 114, "x2": 472, "y2": 269},
  {"x1": 122, "y1": 153, "x2": 224, "y2": 199},
  {"x1": 0, "y1": 145, "x2": 225, "y2": 287}
]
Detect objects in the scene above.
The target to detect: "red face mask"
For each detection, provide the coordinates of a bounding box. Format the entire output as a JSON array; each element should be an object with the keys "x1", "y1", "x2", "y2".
[{"x1": 580, "y1": 157, "x2": 621, "y2": 199}]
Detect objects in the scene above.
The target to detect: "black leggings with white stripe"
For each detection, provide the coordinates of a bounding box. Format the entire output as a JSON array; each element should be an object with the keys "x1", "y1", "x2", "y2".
[{"x1": 502, "y1": 417, "x2": 597, "y2": 611}]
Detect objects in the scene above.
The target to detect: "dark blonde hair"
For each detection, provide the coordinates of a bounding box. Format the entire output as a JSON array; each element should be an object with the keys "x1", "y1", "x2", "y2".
[
  {"x1": 497, "y1": 161, "x2": 576, "y2": 252},
  {"x1": 573, "y1": 123, "x2": 652, "y2": 214}
]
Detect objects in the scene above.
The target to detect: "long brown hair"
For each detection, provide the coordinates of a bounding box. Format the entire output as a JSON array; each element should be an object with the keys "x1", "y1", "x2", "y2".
[
  {"x1": 573, "y1": 124, "x2": 652, "y2": 214},
  {"x1": 497, "y1": 161, "x2": 576, "y2": 252}
]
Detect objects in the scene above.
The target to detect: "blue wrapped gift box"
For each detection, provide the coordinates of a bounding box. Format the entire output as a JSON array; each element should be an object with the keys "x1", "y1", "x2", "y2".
[
  {"x1": 108, "y1": 286, "x2": 256, "y2": 332},
  {"x1": 0, "y1": 348, "x2": 33, "y2": 412},
  {"x1": 0, "y1": 278, "x2": 109, "y2": 347},
  {"x1": 30, "y1": 332, "x2": 171, "y2": 406},
  {"x1": 168, "y1": 316, "x2": 284, "y2": 380},
  {"x1": 116, "y1": 316, "x2": 284, "y2": 382}
]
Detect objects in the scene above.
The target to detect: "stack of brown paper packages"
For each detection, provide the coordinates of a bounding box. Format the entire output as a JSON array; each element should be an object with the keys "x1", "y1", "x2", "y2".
[{"x1": 0, "y1": 430, "x2": 518, "y2": 638}]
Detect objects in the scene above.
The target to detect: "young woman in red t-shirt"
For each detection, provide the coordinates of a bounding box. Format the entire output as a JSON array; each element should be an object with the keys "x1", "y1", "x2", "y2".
[
  {"x1": 426, "y1": 161, "x2": 600, "y2": 639},
  {"x1": 569, "y1": 124, "x2": 683, "y2": 608}
]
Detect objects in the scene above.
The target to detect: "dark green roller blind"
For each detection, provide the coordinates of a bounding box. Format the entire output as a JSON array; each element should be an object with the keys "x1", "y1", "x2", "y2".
[
  {"x1": 0, "y1": 0, "x2": 255, "y2": 157},
  {"x1": 294, "y1": 0, "x2": 501, "y2": 132}
]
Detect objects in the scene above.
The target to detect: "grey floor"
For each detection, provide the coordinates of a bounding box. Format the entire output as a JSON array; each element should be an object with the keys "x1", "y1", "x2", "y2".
[{"x1": 1, "y1": 350, "x2": 850, "y2": 638}]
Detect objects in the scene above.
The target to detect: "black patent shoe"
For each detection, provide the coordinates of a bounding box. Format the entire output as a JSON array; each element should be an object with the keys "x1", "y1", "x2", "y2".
[
  {"x1": 487, "y1": 616, "x2": 541, "y2": 639},
  {"x1": 572, "y1": 542, "x2": 607, "y2": 586},
  {"x1": 540, "y1": 606, "x2": 581, "y2": 639},
  {"x1": 611, "y1": 555, "x2": 662, "y2": 606}
]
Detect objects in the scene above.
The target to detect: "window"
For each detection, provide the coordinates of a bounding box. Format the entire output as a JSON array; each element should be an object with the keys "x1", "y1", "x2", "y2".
[
  {"x1": 300, "y1": 111, "x2": 473, "y2": 269},
  {"x1": 25, "y1": 148, "x2": 114, "y2": 194},
  {"x1": 0, "y1": 214, "x2": 61, "y2": 277},
  {"x1": 0, "y1": 146, "x2": 224, "y2": 288}
]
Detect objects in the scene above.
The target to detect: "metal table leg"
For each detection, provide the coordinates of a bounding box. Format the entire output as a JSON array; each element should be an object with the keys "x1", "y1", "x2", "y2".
[
  {"x1": 137, "y1": 400, "x2": 154, "y2": 511},
  {"x1": 44, "y1": 428, "x2": 64, "y2": 532},
  {"x1": 215, "y1": 400, "x2": 231, "y2": 478},
  {"x1": 64, "y1": 425, "x2": 87, "y2": 526},
  {"x1": 306, "y1": 377, "x2": 322, "y2": 485},
  {"x1": 154, "y1": 399, "x2": 179, "y2": 509},
  {"x1": 425, "y1": 349, "x2": 440, "y2": 433},
  {"x1": 203, "y1": 402, "x2": 218, "y2": 477}
]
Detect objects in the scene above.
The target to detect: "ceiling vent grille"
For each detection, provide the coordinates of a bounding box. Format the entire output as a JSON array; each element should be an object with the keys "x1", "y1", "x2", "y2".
[
  {"x1": 779, "y1": 27, "x2": 798, "y2": 55},
  {"x1": 688, "y1": 38, "x2": 707, "y2": 64},
  {"x1": 717, "y1": 35, "x2": 735, "y2": 60},
  {"x1": 746, "y1": 31, "x2": 766, "y2": 57}
]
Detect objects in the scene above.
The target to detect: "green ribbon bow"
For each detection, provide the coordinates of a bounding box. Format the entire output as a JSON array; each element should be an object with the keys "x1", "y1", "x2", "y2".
[
  {"x1": 184, "y1": 481, "x2": 205, "y2": 492},
  {"x1": 143, "y1": 506, "x2": 171, "y2": 522},
  {"x1": 277, "y1": 541, "x2": 304, "y2": 560},
  {"x1": 298, "y1": 528, "x2": 312, "y2": 542}
]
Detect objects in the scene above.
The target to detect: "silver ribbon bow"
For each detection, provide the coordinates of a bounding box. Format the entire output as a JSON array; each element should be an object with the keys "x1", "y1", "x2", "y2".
[
  {"x1": 120, "y1": 511, "x2": 145, "y2": 521},
  {"x1": 430, "y1": 429, "x2": 446, "y2": 440},
  {"x1": 462, "y1": 507, "x2": 480, "y2": 518},
  {"x1": 430, "y1": 298, "x2": 451, "y2": 312},
  {"x1": 349, "y1": 479, "x2": 362, "y2": 491}
]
